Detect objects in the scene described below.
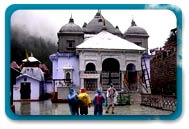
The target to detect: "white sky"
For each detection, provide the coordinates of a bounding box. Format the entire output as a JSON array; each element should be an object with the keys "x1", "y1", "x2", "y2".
[{"x1": 11, "y1": 9, "x2": 176, "y2": 50}]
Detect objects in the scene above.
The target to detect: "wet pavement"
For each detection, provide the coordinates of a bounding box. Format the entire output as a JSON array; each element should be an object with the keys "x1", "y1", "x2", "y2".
[{"x1": 13, "y1": 99, "x2": 172, "y2": 115}]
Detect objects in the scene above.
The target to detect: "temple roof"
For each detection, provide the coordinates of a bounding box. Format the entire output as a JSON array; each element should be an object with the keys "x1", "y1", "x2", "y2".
[
  {"x1": 22, "y1": 55, "x2": 40, "y2": 63},
  {"x1": 84, "y1": 11, "x2": 116, "y2": 34},
  {"x1": 77, "y1": 30, "x2": 145, "y2": 51}
]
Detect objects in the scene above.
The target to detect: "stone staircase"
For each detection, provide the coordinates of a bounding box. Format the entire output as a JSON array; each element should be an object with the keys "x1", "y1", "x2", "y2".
[
  {"x1": 140, "y1": 83, "x2": 151, "y2": 94},
  {"x1": 130, "y1": 92, "x2": 141, "y2": 105}
]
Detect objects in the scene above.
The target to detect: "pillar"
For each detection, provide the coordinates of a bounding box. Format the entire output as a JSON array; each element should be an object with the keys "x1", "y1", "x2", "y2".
[
  {"x1": 80, "y1": 78, "x2": 84, "y2": 89},
  {"x1": 121, "y1": 71, "x2": 125, "y2": 89}
]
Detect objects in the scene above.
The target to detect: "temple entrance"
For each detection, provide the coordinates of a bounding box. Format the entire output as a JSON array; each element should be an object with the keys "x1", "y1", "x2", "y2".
[
  {"x1": 84, "y1": 79, "x2": 97, "y2": 91},
  {"x1": 84, "y1": 63, "x2": 97, "y2": 91},
  {"x1": 101, "y1": 58, "x2": 120, "y2": 90},
  {"x1": 126, "y1": 63, "x2": 138, "y2": 91},
  {"x1": 20, "y1": 82, "x2": 31, "y2": 99}
]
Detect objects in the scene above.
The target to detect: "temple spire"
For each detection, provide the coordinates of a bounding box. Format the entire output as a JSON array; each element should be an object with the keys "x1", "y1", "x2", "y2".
[
  {"x1": 69, "y1": 14, "x2": 74, "y2": 23},
  {"x1": 131, "y1": 18, "x2": 137, "y2": 26},
  {"x1": 98, "y1": 9, "x2": 101, "y2": 14},
  {"x1": 95, "y1": 9, "x2": 102, "y2": 18}
]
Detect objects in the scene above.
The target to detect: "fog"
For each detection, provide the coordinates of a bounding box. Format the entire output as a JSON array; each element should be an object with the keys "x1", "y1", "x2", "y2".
[{"x1": 11, "y1": 9, "x2": 176, "y2": 49}]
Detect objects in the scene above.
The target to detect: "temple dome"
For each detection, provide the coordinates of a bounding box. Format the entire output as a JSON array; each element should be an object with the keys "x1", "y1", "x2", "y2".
[
  {"x1": 59, "y1": 16, "x2": 83, "y2": 33},
  {"x1": 124, "y1": 19, "x2": 148, "y2": 36},
  {"x1": 114, "y1": 26, "x2": 122, "y2": 36},
  {"x1": 85, "y1": 11, "x2": 116, "y2": 34}
]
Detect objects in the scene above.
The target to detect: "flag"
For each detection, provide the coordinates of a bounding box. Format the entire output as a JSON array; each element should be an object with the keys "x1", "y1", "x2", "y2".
[{"x1": 25, "y1": 49, "x2": 29, "y2": 62}]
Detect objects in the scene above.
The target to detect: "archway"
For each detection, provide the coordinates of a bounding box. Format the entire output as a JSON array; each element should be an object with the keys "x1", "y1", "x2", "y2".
[
  {"x1": 84, "y1": 63, "x2": 97, "y2": 91},
  {"x1": 85, "y1": 63, "x2": 96, "y2": 73},
  {"x1": 102, "y1": 58, "x2": 120, "y2": 72},
  {"x1": 126, "y1": 63, "x2": 137, "y2": 91},
  {"x1": 65, "y1": 72, "x2": 71, "y2": 85},
  {"x1": 101, "y1": 58, "x2": 120, "y2": 90},
  {"x1": 126, "y1": 63, "x2": 136, "y2": 72},
  {"x1": 66, "y1": 72, "x2": 70, "y2": 80}
]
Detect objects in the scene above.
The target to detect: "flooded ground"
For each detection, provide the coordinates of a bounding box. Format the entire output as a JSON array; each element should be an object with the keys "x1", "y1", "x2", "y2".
[{"x1": 13, "y1": 99, "x2": 172, "y2": 116}]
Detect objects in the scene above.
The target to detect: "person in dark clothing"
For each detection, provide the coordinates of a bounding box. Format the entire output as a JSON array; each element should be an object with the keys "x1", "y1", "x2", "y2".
[
  {"x1": 67, "y1": 88, "x2": 79, "y2": 115},
  {"x1": 92, "y1": 89, "x2": 106, "y2": 115}
]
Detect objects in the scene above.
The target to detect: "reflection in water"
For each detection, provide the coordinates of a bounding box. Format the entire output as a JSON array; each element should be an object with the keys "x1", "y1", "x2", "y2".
[
  {"x1": 13, "y1": 99, "x2": 172, "y2": 115},
  {"x1": 20, "y1": 102, "x2": 30, "y2": 115},
  {"x1": 14, "y1": 99, "x2": 71, "y2": 115}
]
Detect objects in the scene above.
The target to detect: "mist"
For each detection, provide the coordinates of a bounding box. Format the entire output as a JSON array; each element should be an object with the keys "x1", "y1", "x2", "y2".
[
  {"x1": 11, "y1": 11, "x2": 58, "y2": 73},
  {"x1": 11, "y1": 10, "x2": 59, "y2": 44}
]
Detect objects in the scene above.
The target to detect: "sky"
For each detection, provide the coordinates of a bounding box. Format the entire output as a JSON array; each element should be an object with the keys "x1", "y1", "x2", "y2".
[{"x1": 11, "y1": 9, "x2": 177, "y2": 50}]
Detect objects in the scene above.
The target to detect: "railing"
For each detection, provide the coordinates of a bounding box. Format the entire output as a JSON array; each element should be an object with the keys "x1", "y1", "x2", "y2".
[
  {"x1": 123, "y1": 80, "x2": 130, "y2": 93},
  {"x1": 52, "y1": 79, "x2": 73, "y2": 89},
  {"x1": 84, "y1": 84, "x2": 97, "y2": 91},
  {"x1": 84, "y1": 71, "x2": 97, "y2": 74},
  {"x1": 162, "y1": 95, "x2": 177, "y2": 111},
  {"x1": 141, "y1": 94, "x2": 176, "y2": 111}
]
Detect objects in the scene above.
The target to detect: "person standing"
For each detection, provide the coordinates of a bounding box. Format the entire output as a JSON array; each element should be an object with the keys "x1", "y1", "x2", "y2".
[
  {"x1": 105, "y1": 83, "x2": 117, "y2": 114},
  {"x1": 92, "y1": 89, "x2": 106, "y2": 115},
  {"x1": 67, "y1": 88, "x2": 79, "y2": 115},
  {"x1": 78, "y1": 88, "x2": 92, "y2": 115}
]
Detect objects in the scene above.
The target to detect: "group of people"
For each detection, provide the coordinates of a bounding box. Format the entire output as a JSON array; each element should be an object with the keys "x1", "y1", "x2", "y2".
[{"x1": 67, "y1": 83, "x2": 117, "y2": 115}]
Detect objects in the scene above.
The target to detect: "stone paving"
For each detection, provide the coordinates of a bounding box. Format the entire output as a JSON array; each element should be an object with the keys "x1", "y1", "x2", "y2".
[{"x1": 13, "y1": 99, "x2": 172, "y2": 116}]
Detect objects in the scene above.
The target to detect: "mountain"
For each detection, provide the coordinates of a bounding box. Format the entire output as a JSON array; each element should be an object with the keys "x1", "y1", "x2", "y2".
[{"x1": 11, "y1": 25, "x2": 57, "y2": 74}]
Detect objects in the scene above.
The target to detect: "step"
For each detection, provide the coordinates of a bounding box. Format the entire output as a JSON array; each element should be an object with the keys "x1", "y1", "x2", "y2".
[{"x1": 130, "y1": 92, "x2": 141, "y2": 105}]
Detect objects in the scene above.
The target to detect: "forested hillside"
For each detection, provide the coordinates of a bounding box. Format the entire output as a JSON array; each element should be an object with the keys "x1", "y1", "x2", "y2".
[{"x1": 11, "y1": 25, "x2": 57, "y2": 73}]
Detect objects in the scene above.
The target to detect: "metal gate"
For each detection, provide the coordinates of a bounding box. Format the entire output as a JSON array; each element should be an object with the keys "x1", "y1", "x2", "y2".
[
  {"x1": 101, "y1": 72, "x2": 121, "y2": 90},
  {"x1": 84, "y1": 79, "x2": 97, "y2": 91}
]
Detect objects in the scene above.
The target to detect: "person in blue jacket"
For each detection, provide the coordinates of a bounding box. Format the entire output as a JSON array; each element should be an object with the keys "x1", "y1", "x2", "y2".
[
  {"x1": 67, "y1": 88, "x2": 79, "y2": 115},
  {"x1": 92, "y1": 89, "x2": 106, "y2": 115}
]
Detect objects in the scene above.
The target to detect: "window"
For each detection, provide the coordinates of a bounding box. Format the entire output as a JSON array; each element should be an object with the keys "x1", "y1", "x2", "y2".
[
  {"x1": 85, "y1": 63, "x2": 96, "y2": 73},
  {"x1": 24, "y1": 77, "x2": 27, "y2": 81},
  {"x1": 134, "y1": 42, "x2": 142, "y2": 46},
  {"x1": 84, "y1": 79, "x2": 97, "y2": 91},
  {"x1": 67, "y1": 40, "x2": 75, "y2": 50},
  {"x1": 63, "y1": 65, "x2": 73, "y2": 86},
  {"x1": 69, "y1": 42, "x2": 73, "y2": 48},
  {"x1": 66, "y1": 72, "x2": 71, "y2": 80}
]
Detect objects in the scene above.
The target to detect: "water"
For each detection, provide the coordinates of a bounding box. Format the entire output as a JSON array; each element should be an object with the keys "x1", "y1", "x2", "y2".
[{"x1": 13, "y1": 99, "x2": 172, "y2": 115}]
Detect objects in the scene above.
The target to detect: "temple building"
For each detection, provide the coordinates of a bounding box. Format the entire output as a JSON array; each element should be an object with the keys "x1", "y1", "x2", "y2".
[
  {"x1": 49, "y1": 11, "x2": 150, "y2": 102},
  {"x1": 77, "y1": 30, "x2": 145, "y2": 91},
  {"x1": 13, "y1": 54, "x2": 53, "y2": 101}
]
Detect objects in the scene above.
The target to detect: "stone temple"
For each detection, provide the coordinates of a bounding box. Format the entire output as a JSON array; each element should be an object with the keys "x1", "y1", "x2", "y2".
[{"x1": 49, "y1": 10, "x2": 150, "y2": 102}]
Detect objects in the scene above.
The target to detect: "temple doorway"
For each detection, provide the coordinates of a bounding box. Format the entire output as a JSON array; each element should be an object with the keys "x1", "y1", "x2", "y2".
[
  {"x1": 101, "y1": 58, "x2": 120, "y2": 90},
  {"x1": 126, "y1": 63, "x2": 138, "y2": 91},
  {"x1": 20, "y1": 82, "x2": 31, "y2": 99}
]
